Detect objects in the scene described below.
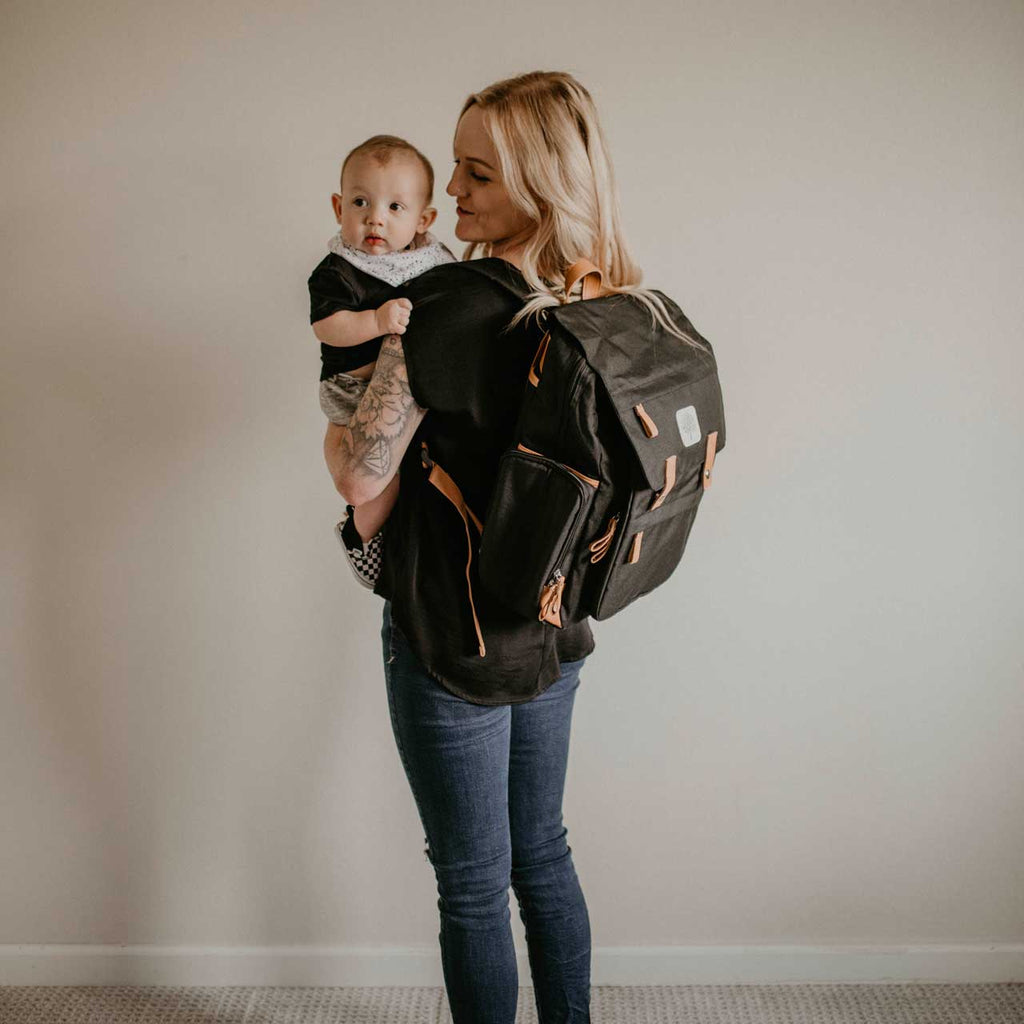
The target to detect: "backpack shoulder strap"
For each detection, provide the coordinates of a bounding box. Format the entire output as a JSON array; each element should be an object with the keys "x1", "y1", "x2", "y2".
[
  {"x1": 565, "y1": 259, "x2": 609, "y2": 300},
  {"x1": 455, "y1": 257, "x2": 532, "y2": 300}
]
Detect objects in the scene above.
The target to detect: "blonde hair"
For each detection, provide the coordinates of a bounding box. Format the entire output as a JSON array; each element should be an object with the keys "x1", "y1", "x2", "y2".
[
  {"x1": 341, "y1": 134, "x2": 435, "y2": 204},
  {"x1": 458, "y1": 71, "x2": 704, "y2": 348}
]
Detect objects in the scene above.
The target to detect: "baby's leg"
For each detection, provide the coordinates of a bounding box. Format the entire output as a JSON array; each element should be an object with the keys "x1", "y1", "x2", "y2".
[
  {"x1": 321, "y1": 368, "x2": 400, "y2": 535},
  {"x1": 321, "y1": 368, "x2": 397, "y2": 590}
]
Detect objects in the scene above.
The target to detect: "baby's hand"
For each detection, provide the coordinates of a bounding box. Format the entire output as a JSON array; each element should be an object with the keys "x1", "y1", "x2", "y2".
[{"x1": 375, "y1": 298, "x2": 412, "y2": 336}]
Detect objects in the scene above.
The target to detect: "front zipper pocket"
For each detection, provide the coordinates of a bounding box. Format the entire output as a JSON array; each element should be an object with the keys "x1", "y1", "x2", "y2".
[
  {"x1": 592, "y1": 485, "x2": 704, "y2": 620},
  {"x1": 478, "y1": 445, "x2": 598, "y2": 625}
]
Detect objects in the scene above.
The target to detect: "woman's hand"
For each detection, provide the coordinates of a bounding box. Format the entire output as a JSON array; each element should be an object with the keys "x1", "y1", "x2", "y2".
[{"x1": 323, "y1": 332, "x2": 426, "y2": 506}]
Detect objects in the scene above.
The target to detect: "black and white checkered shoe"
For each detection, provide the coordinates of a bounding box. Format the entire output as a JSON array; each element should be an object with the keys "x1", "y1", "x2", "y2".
[{"x1": 334, "y1": 505, "x2": 384, "y2": 590}]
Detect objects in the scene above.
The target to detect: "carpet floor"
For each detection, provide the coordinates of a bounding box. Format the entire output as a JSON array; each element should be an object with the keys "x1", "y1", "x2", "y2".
[{"x1": 1, "y1": 983, "x2": 1023, "y2": 1023}]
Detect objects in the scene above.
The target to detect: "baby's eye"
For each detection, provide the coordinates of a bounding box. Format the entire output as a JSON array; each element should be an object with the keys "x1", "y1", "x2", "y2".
[
  {"x1": 352, "y1": 197, "x2": 367, "y2": 207},
  {"x1": 390, "y1": 202, "x2": 403, "y2": 211}
]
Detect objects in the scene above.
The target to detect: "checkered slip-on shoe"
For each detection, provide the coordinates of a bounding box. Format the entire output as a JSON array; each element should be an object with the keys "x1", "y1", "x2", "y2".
[{"x1": 333, "y1": 505, "x2": 384, "y2": 590}]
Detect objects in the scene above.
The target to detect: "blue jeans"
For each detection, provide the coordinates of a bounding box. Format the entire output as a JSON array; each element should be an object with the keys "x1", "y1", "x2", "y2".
[{"x1": 381, "y1": 600, "x2": 592, "y2": 1023}]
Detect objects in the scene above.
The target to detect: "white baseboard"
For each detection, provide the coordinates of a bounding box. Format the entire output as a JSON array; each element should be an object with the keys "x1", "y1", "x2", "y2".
[{"x1": 1, "y1": 943, "x2": 1022, "y2": 987}]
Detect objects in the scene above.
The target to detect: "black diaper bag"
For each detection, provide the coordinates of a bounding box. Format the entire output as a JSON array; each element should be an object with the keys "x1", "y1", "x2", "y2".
[{"x1": 421, "y1": 259, "x2": 725, "y2": 647}]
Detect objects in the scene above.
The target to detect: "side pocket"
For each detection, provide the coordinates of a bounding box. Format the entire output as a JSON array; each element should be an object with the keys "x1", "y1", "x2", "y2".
[
  {"x1": 591, "y1": 486, "x2": 703, "y2": 620},
  {"x1": 479, "y1": 446, "x2": 598, "y2": 624}
]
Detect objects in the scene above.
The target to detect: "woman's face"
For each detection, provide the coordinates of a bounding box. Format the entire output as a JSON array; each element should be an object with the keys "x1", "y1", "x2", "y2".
[{"x1": 446, "y1": 104, "x2": 535, "y2": 258}]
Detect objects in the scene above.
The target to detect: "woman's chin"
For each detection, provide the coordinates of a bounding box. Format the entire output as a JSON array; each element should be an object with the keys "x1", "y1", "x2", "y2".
[{"x1": 454, "y1": 220, "x2": 484, "y2": 243}]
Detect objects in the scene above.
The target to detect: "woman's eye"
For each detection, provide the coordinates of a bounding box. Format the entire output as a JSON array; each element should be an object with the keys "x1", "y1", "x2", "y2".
[{"x1": 454, "y1": 160, "x2": 490, "y2": 184}]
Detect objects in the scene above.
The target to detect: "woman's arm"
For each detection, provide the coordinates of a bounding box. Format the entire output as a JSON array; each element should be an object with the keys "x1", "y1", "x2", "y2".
[{"x1": 323, "y1": 332, "x2": 427, "y2": 506}]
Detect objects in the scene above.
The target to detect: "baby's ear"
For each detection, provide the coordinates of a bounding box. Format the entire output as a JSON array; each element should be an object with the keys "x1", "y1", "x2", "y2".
[
  {"x1": 331, "y1": 193, "x2": 344, "y2": 223},
  {"x1": 419, "y1": 206, "x2": 438, "y2": 231}
]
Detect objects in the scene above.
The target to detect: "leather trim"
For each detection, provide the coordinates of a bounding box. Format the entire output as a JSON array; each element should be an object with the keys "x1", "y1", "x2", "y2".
[
  {"x1": 565, "y1": 259, "x2": 603, "y2": 300},
  {"x1": 588, "y1": 514, "x2": 618, "y2": 563},
  {"x1": 649, "y1": 454, "x2": 677, "y2": 511},
  {"x1": 527, "y1": 330, "x2": 551, "y2": 388},
  {"x1": 527, "y1": 260, "x2": 607, "y2": 388},
  {"x1": 420, "y1": 443, "x2": 486, "y2": 656},
  {"x1": 634, "y1": 403, "x2": 659, "y2": 438},
  {"x1": 515, "y1": 443, "x2": 599, "y2": 489},
  {"x1": 702, "y1": 430, "x2": 718, "y2": 491},
  {"x1": 539, "y1": 575, "x2": 565, "y2": 628},
  {"x1": 627, "y1": 531, "x2": 644, "y2": 564}
]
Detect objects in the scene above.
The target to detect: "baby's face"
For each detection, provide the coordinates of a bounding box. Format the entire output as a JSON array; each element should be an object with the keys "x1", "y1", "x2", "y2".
[{"x1": 333, "y1": 154, "x2": 434, "y2": 255}]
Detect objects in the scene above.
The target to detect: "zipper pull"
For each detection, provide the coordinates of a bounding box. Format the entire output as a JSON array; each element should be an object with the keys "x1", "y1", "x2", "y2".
[
  {"x1": 539, "y1": 570, "x2": 566, "y2": 628},
  {"x1": 588, "y1": 514, "x2": 619, "y2": 563}
]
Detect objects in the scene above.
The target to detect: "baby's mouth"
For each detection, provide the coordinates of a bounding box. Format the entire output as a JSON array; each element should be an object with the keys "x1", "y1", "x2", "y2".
[{"x1": 365, "y1": 235, "x2": 386, "y2": 246}]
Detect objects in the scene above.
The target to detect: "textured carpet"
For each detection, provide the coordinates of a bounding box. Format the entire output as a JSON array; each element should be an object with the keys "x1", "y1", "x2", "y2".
[{"x1": 1, "y1": 984, "x2": 1023, "y2": 1024}]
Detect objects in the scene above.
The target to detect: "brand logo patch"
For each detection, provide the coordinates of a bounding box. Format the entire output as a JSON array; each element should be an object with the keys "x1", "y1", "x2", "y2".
[{"x1": 675, "y1": 405, "x2": 702, "y2": 447}]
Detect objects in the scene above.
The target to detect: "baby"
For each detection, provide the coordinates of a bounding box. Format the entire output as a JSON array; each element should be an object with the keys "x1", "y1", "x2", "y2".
[{"x1": 308, "y1": 135, "x2": 455, "y2": 588}]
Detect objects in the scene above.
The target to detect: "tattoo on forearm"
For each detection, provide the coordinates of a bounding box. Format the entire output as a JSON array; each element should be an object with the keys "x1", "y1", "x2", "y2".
[{"x1": 343, "y1": 334, "x2": 422, "y2": 480}]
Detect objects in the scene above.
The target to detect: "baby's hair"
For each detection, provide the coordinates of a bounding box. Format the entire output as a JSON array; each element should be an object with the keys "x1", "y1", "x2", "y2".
[{"x1": 340, "y1": 135, "x2": 434, "y2": 204}]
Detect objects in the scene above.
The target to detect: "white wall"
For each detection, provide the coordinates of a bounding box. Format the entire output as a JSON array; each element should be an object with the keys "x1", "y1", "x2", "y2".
[{"x1": 1, "y1": 0, "x2": 1022, "y2": 982}]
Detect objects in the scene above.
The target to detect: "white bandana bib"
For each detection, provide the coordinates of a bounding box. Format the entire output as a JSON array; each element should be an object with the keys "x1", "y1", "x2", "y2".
[{"x1": 327, "y1": 229, "x2": 457, "y2": 286}]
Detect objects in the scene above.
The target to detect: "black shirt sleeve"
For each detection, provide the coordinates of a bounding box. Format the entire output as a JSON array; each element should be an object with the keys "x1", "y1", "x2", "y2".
[
  {"x1": 309, "y1": 255, "x2": 404, "y2": 376},
  {"x1": 308, "y1": 254, "x2": 361, "y2": 324},
  {"x1": 309, "y1": 253, "x2": 397, "y2": 324}
]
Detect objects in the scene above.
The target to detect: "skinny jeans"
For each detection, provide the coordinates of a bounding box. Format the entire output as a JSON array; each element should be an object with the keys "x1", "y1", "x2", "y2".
[{"x1": 381, "y1": 599, "x2": 592, "y2": 1023}]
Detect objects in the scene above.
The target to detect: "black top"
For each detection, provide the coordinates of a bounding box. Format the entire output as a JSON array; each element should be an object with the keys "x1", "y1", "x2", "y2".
[
  {"x1": 308, "y1": 253, "x2": 396, "y2": 377},
  {"x1": 373, "y1": 258, "x2": 595, "y2": 705}
]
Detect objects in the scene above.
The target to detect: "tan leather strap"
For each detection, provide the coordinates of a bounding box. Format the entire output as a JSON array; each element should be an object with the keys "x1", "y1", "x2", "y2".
[
  {"x1": 649, "y1": 454, "x2": 677, "y2": 511},
  {"x1": 565, "y1": 258, "x2": 603, "y2": 300},
  {"x1": 421, "y1": 443, "x2": 486, "y2": 656},
  {"x1": 702, "y1": 431, "x2": 718, "y2": 491},
  {"x1": 538, "y1": 574, "x2": 565, "y2": 628},
  {"x1": 527, "y1": 331, "x2": 551, "y2": 388},
  {"x1": 425, "y1": 456, "x2": 484, "y2": 534},
  {"x1": 627, "y1": 531, "x2": 644, "y2": 564},
  {"x1": 516, "y1": 443, "x2": 599, "y2": 488},
  {"x1": 588, "y1": 514, "x2": 618, "y2": 563},
  {"x1": 529, "y1": 260, "x2": 605, "y2": 388},
  {"x1": 634, "y1": 403, "x2": 658, "y2": 438}
]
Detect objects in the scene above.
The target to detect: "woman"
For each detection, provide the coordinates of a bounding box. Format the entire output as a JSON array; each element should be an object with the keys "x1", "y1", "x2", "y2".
[{"x1": 324, "y1": 70, "x2": 691, "y2": 1024}]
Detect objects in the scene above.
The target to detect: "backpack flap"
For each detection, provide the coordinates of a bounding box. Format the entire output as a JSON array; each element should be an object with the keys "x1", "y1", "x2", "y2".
[{"x1": 548, "y1": 291, "x2": 726, "y2": 496}]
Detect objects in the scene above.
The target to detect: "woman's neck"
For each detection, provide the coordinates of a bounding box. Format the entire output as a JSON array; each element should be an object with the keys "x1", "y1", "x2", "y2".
[
  {"x1": 489, "y1": 244, "x2": 523, "y2": 270},
  {"x1": 489, "y1": 231, "x2": 535, "y2": 271}
]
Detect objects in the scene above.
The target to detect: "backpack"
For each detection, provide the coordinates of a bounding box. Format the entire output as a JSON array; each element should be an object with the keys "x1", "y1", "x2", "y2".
[{"x1": 420, "y1": 258, "x2": 725, "y2": 649}]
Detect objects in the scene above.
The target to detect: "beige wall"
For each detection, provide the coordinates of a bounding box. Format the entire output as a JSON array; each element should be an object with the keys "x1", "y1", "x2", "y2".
[{"x1": 2, "y1": 0, "x2": 1022, "y2": 982}]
